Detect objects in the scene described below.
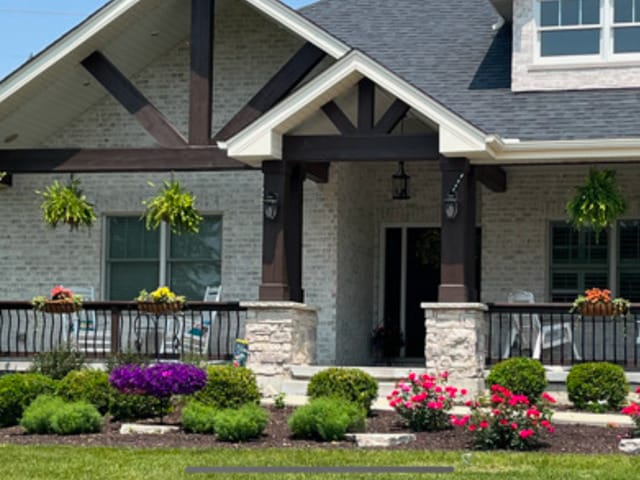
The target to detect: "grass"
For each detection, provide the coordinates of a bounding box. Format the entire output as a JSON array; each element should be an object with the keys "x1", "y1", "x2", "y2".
[{"x1": 0, "y1": 446, "x2": 637, "y2": 479}]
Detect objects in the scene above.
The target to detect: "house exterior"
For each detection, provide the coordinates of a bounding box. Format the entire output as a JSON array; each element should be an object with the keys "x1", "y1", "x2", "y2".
[{"x1": 2, "y1": 0, "x2": 640, "y2": 376}]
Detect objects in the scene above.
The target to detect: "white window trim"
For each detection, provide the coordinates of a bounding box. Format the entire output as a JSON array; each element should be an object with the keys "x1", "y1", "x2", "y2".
[{"x1": 533, "y1": 0, "x2": 640, "y2": 66}]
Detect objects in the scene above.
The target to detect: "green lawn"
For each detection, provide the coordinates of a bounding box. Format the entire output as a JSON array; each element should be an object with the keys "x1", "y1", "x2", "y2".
[{"x1": 0, "y1": 446, "x2": 637, "y2": 479}]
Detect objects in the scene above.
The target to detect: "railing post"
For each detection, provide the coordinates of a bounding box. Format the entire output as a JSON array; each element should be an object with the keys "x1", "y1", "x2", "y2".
[{"x1": 110, "y1": 307, "x2": 120, "y2": 355}]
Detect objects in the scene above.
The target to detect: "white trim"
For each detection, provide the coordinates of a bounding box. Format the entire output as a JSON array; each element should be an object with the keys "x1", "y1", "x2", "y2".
[
  {"x1": 243, "y1": 0, "x2": 350, "y2": 59},
  {"x1": 0, "y1": 0, "x2": 142, "y2": 104},
  {"x1": 159, "y1": 223, "x2": 168, "y2": 286},
  {"x1": 219, "y1": 50, "x2": 487, "y2": 164},
  {"x1": 481, "y1": 135, "x2": 640, "y2": 164}
]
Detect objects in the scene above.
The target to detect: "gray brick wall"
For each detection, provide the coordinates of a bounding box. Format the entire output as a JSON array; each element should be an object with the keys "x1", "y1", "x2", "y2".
[{"x1": 512, "y1": 0, "x2": 640, "y2": 91}]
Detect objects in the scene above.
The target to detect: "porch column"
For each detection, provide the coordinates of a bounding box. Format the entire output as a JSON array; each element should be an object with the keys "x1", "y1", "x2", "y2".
[
  {"x1": 259, "y1": 160, "x2": 304, "y2": 302},
  {"x1": 439, "y1": 157, "x2": 477, "y2": 302}
]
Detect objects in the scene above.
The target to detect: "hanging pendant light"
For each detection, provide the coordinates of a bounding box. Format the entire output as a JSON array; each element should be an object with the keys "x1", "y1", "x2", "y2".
[{"x1": 392, "y1": 161, "x2": 410, "y2": 200}]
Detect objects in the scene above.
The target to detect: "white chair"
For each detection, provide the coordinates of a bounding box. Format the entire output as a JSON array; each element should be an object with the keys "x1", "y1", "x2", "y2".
[
  {"x1": 67, "y1": 286, "x2": 104, "y2": 352},
  {"x1": 176, "y1": 286, "x2": 222, "y2": 355},
  {"x1": 503, "y1": 290, "x2": 581, "y2": 360}
]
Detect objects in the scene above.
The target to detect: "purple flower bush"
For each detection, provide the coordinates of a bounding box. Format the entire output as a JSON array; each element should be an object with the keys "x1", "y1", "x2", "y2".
[{"x1": 109, "y1": 363, "x2": 207, "y2": 399}]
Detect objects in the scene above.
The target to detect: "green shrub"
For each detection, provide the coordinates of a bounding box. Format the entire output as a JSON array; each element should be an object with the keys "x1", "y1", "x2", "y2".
[
  {"x1": 50, "y1": 402, "x2": 103, "y2": 435},
  {"x1": 567, "y1": 362, "x2": 628, "y2": 412},
  {"x1": 194, "y1": 365, "x2": 260, "y2": 409},
  {"x1": 105, "y1": 351, "x2": 150, "y2": 373},
  {"x1": 486, "y1": 358, "x2": 547, "y2": 401},
  {"x1": 214, "y1": 404, "x2": 269, "y2": 442},
  {"x1": 181, "y1": 401, "x2": 217, "y2": 434},
  {"x1": 108, "y1": 391, "x2": 171, "y2": 421},
  {"x1": 56, "y1": 370, "x2": 111, "y2": 414},
  {"x1": 0, "y1": 373, "x2": 57, "y2": 427},
  {"x1": 20, "y1": 395, "x2": 66, "y2": 434},
  {"x1": 288, "y1": 397, "x2": 365, "y2": 441},
  {"x1": 307, "y1": 368, "x2": 378, "y2": 413},
  {"x1": 31, "y1": 344, "x2": 85, "y2": 380}
]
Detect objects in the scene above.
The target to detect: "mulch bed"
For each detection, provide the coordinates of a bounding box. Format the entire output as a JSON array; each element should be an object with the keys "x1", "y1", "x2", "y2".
[{"x1": 0, "y1": 406, "x2": 633, "y2": 453}]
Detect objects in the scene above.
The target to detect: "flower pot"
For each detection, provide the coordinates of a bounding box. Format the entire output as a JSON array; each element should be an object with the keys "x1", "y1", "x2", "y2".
[
  {"x1": 41, "y1": 300, "x2": 80, "y2": 314},
  {"x1": 580, "y1": 303, "x2": 615, "y2": 316},
  {"x1": 137, "y1": 302, "x2": 183, "y2": 314}
]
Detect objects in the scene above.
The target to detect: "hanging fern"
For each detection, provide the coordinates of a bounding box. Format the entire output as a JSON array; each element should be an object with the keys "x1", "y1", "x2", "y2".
[
  {"x1": 37, "y1": 176, "x2": 96, "y2": 230},
  {"x1": 142, "y1": 178, "x2": 203, "y2": 235},
  {"x1": 566, "y1": 168, "x2": 626, "y2": 240}
]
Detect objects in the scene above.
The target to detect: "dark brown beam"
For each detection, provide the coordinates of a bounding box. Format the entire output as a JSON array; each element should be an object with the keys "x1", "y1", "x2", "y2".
[
  {"x1": 283, "y1": 134, "x2": 439, "y2": 162},
  {"x1": 321, "y1": 101, "x2": 356, "y2": 135},
  {"x1": 0, "y1": 173, "x2": 11, "y2": 187},
  {"x1": 215, "y1": 43, "x2": 326, "y2": 141},
  {"x1": 81, "y1": 51, "x2": 187, "y2": 147},
  {"x1": 439, "y1": 157, "x2": 477, "y2": 302},
  {"x1": 189, "y1": 0, "x2": 215, "y2": 144},
  {"x1": 260, "y1": 161, "x2": 304, "y2": 302},
  {"x1": 357, "y1": 79, "x2": 375, "y2": 132},
  {"x1": 374, "y1": 99, "x2": 410, "y2": 134},
  {"x1": 0, "y1": 148, "x2": 252, "y2": 173},
  {"x1": 475, "y1": 165, "x2": 506, "y2": 192},
  {"x1": 304, "y1": 162, "x2": 330, "y2": 183}
]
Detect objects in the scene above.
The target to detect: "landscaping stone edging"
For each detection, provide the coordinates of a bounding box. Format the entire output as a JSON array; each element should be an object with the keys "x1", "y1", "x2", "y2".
[
  {"x1": 619, "y1": 438, "x2": 640, "y2": 454},
  {"x1": 119, "y1": 424, "x2": 180, "y2": 435},
  {"x1": 344, "y1": 433, "x2": 416, "y2": 448}
]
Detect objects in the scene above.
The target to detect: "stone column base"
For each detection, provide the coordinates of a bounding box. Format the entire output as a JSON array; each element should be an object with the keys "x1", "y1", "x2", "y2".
[
  {"x1": 421, "y1": 303, "x2": 487, "y2": 396},
  {"x1": 242, "y1": 302, "x2": 317, "y2": 395}
]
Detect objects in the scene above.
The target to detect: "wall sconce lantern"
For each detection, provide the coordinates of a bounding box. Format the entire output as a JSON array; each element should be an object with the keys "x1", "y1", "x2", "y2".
[
  {"x1": 0, "y1": 172, "x2": 11, "y2": 189},
  {"x1": 263, "y1": 191, "x2": 279, "y2": 220},
  {"x1": 392, "y1": 161, "x2": 410, "y2": 200},
  {"x1": 444, "y1": 173, "x2": 465, "y2": 220}
]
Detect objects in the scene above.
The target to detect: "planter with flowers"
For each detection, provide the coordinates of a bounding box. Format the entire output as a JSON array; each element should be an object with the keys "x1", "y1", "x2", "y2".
[
  {"x1": 31, "y1": 285, "x2": 84, "y2": 313},
  {"x1": 570, "y1": 288, "x2": 630, "y2": 317},
  {"x1": 136, "y1": 286, "x2": 186, "y2": 314}
]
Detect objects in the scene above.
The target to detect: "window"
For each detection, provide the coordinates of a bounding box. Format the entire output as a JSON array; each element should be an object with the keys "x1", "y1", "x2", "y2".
[
  {"x1": 106, "y1": 216, "x2": 222, "y2": 301},
  {"x1": 540, "y1": 0, "x2": 601, "y2": 57},
  {"x1": 537, "y1": 0, "x2": 640, "y2": 60},
  {"x1": 550, "y1": 223, "x2": 608, "y2": 302},
  {"x1": 618, "y1": 220, "x2": 640, "y2": 300}
]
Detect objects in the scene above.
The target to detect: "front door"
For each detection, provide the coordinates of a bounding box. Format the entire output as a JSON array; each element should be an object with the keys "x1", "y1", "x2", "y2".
[{"x1": 382, "y1": 227, "x2": 481, "y2": 358}]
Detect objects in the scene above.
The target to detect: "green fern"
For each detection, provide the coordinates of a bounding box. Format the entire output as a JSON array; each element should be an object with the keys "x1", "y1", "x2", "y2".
[
  {"x1": 142, "y1": 179, "x2": 203, "y2": 235},
  {"x1": 37, "y1": 176, "x2": 96, "y2": 230},
  {"x1": 566, "y1": 168, "x2": 626, "y2": 240}
]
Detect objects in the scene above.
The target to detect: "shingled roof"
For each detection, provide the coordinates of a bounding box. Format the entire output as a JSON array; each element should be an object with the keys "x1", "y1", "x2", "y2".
[{"x1": 301, "y1": 0, "x2": 640, "y2": 141}]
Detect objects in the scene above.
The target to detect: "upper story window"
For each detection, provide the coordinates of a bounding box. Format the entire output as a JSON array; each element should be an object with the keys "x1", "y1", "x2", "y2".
[{"x1": 536, "y1": 0, "x2": 640, "y2": 62}]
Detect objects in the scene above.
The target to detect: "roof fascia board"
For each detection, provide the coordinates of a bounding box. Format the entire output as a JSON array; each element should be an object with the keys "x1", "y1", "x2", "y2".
[
  {"x1": 244, "y1": 0, "x2": 350, "y2": 59},
  {"x1": 220, "y1": 50, "x2": 487, "y2": 162},
  {"x1": 482, "y1": 135, "x2": 640, "y2": 164},
  {"x1": 0, "y1": 0, "x2": 142, "y2": 104}
]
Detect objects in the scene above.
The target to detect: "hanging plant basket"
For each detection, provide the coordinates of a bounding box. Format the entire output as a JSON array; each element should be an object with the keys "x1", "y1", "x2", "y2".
[
  {"x1": 137, "y1": 302, "x2": 184, "y2": 315},
  {"x1": 36, "y1": 175, "x2": 96, "y2": 230},
  {"x1": 566, "y1": 168, "x2": 626, "y2": 240},
  {"x1": 142, "y1": 178, "x2": 203, "y2": 235}
]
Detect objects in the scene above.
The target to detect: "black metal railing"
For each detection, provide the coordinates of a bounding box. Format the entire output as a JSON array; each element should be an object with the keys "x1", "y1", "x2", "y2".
[
  {"x1": 0, "y1": 301, "x2": 247, "y2": 360},
  {"x1": 486, "y1": 303, "x2": 640, "y2": 369}
]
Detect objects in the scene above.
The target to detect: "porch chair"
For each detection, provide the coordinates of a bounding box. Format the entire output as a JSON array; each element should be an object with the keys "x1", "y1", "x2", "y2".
[
  {"x1": 175, "y1": 285, "x2": 222, "y2": 355},
  {"x1": 67, "y1": 286, "x2": 103, "y2": 352},
  {"x1": 503, "y1": 290, "x2": 581, "y2": 360}
]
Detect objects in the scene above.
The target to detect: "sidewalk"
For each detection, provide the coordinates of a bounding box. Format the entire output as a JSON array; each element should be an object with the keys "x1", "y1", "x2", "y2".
[{"x1": 263, "y1": 395, "x2": 635, "y2": 428}]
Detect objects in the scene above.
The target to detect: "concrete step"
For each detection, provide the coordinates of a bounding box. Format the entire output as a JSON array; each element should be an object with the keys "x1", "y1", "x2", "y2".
[
  {"x1": 288, "y1": 365, "x2": 421, "y2": 381},
  {"x1": 281, "y1": 377, "x2": 400, "y2": 399}
]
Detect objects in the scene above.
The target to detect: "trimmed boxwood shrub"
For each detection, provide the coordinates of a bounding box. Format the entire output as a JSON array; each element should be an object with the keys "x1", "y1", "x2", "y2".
[
  {"x1": 109, "y1": 391, "x2": 171, "y2": 421},
  {"x1": 57, "y1": 369, "x2": 111, "y2": 414},
  {"x1": 50, "y1": 402, "x2": 103, "y2": 435},
  {"x1": 0, "y1": 373, "x2": 57, "y2": 427},
  {"x1": 288, "y1": 397, "x2": 365, "y2": 441},
  {"x1": 194, "y1": 365, "x2": 260, "y2": 409},
  {"x1": 214, "y1": 404, "x2": 269, "y2": 442},
  {"x1": 20, "y1": 395, "x2": 66, "y2": 434},
  {"x1": 307, "y1": 368, "x2": 378, "y2": 413},
  {"x1": 567, "y1": 362, "x2": 628, "y2": 412},
  {"x1": 486, "y1": 358, "x2": 547, "y2": 401},
  {"x1": 181, "y1": 401, "x2": 217, "y2": 434}
]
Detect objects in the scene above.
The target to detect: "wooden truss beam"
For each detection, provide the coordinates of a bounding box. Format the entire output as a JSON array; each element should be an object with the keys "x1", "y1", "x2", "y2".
[
  {"x1": 214, "y1": 42, "x2": 326, "y2": 141},
  {"x1": 321, "y1": 101, "x2": 356, "y2": 135},
  {"x1": 282, "y1": 134, "x2": 439, "y2": 162},
  {"x1": 189, "y1": 0, "x2": 214, "y2": 144},
  {"x1": 357, "y1": 78, "x2": 375, "y2": 132},
  {"x1": 475, "y1": 165, "x2": 507, "y2": 192},
  {"x1": 374, "y1": 99, "x2": 410, "y2": 134},
  {"x1": 303, "y1": 162, "x2": 330, "y2": 183},
  {"x1": 0, "y1": 148, "x2": 251, "y2": 173},
  {"x1": 81, "y1": 51, "x2": 187, "y2": 147}
]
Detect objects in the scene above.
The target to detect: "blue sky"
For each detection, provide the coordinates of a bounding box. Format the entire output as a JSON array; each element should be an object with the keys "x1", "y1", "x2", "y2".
[{"x1": 0, "y1": 0, "x2": 316, "y2": 79}]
